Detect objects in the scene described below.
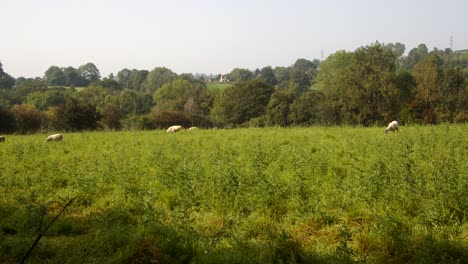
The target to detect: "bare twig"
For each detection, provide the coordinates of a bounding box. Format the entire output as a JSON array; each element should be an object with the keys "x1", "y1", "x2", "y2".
[{"x1": 21, "y1": 196, "x2": 77, "y2": 264}]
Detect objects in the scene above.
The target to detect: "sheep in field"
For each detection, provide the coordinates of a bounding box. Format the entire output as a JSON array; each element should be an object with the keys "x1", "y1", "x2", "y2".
[
  {"x1": 45, "y1": 133, "x2": 63, "y2": 142},
  {"x1": 384, "y1": 121, "x2": 399, "y2": 133},
  {"x1": 0, "y1": 136, "x2": 5, "y2": 143},
  {"x1": 166, "y1": 125, "x2": 183, "y2": 133},
  {"x1": 188, "y1": 127, "x2": 197, "y2": 130}
]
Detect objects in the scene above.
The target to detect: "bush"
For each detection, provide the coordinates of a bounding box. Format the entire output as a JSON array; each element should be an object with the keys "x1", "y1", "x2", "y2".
[
  {"x1": 10, "y1": 104, "x2": 43, "y2": 134},
  {"x1": 0, "y1": 107, "x2": 15, "y2": 133},
  {"x1": 146, "y1": 110, "x2": 191, "y2": 129}
]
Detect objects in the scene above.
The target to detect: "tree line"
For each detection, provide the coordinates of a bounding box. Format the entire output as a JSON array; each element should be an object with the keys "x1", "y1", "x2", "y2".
[{"x1": 0, "y1": 42, "x2": 466, "y2": 134}]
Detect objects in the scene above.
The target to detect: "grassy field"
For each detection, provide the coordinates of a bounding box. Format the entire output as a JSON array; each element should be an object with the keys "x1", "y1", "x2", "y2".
[
  {"x1": 206, "y1": 82, "x2": 233, "y2": 90},
  {"x1": 0, "y1": 125, "x2": 467, "y2": 263}
]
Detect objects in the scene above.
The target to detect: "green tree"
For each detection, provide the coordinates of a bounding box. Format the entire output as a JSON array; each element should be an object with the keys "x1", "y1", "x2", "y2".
[
  {"x1": 274, "y1": 66, "x2": 290, "y2": 83},
  {"x1": 259, "y1": 66, "x2": 278, "y2": 86},
  {"x1": 402, "y1": 43, "x2": 429, "y2": 70},
  {"x1": 143, "y1": 67, "x2": 176, "y2": 93},
  {"x1": 314, "y1": 50, "x2": 355, "y2": 124},
  {"x1": 100, "y1": 104, "x2": 122, "y2": 130},
  {"x1": 25, "y1": 89, "x2": 68, "y2": 110},
  {"x1": 0, "y1": 89, "x2": 11, "y2": 109},
  {"x1": 153, "y1": 79, "x2": 207, "y2": 114},
  {"x1": 44, "y1": 66, "x2": 66, "y2": 86},
  {"x1": 211, "y1": 79, "x2": 274, "y2": 125},
  {"x1": 229, "y1": 68, "x2": 253, "y2": 82},
  {"x1": 289, "y1": 90, "x2": 326, "y2": 125},
  {"x1": 438, "y1": 67, "x2": 467, "y2": 122},
  {"x1": 78, "y1": 62, "x2": 101, "y2": 85},
  {"x1": 265, "y1": 90, "x2": 295, "y2": 126},
  {"x1": 385, "y1": 42, "x2": 406, "y2": 57},
  {"x1": 293, "y1": 58, "x2": 316, "y2": 72},
  {"x1": 0, "y1": 107, "x2": 15, "y2": 133},
  {"x1": 116, "y1": 68, "x2": 132, "y2": 89},
  {"x1": 57, "y1": 98, "x2": 100, "y2": 131},
  {"x1": 8, "y1": 78, "x2": 48, "y2": 104},
  {"x1": 0, "y1": 62, "x2": 15, "y2": 89},
  {"x1": 11, "y1": 104, "x2": 43, "y2": 134},
  {"x1": 130, "y1": 70, "x2": 149, "y2": 91},
  {"x1": 316, "y1": 43, "x2": 401, "y2": 125},
  {"x1": 410, "y1": 53, "x2": 443, "y2": 124},
  {"x1": 90, "y1": 78, "x2": 121, "y2": 90},
  {"x1": 73, "y1": 86, "x2": 111, "y2": 111},
  {"x1": 119, "y1": 89, "x2": 139, "y2": 115},
  {"x1": 63, "y1": 66, "x2": 85, "y2": 86}
]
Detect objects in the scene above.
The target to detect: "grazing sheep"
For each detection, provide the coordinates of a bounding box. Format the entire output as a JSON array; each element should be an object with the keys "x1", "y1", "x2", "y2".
[
  {"x1": 45, "y1": 133, "x2": 63, "y2": 142},
  {"x1": 384, "y1": 121, "x2": 399, "y2": 133},
  {"x1": 166, "y1": 125, "x2": 183, "y2": 133},
  {"x1": 188, "y1": 127, "x2": 197, "y2": 130},
  {"x1": 0, "y1": 136, "x2": 5, "y2": 143}
]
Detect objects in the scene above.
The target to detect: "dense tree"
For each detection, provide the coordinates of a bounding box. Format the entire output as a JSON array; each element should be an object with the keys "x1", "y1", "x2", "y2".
[
  {"x1": 143, "y1": 67, "x2": 176, "y2": 93},
  {"x1": 90, "y1": 78, "x2": 121, "y2": 90},
  {"x1": 153, "y1": 79, "x2": 207, "y2": 115},
  {"x1": 229, "y1": 68, "x2": 254, "y2": 82},
  {"x1": 44, "y1": 66, "x2": 66, "y2": 86},
  {"x1": 117, "y1": 69, "x2": 149, "y2": 91},
  {"x1": 316, "y1": 43, "x2": 401, "y2": 125},
  {"x1": 73, "y1": 86, "x2": 112, "y2": 111},
  {"x1": 57, "y1": 98, "x2": 100, "y2": 131},
  {"x1": 0, "y1": 62, "x2": 15, "y2": 89},
  {"x1": 402, "y1": 44, "x2": 429, "y2": 70},
  {"x1": 11, "y1": 104, "x2": 43, "y2": 134},
  {"x1": 0, "y1": 42, "x2": 465, "y2": 133},
  {"x1": 385, "y1": 42, "x2": 406, "y2": 57},
  {"x1": 100, "y1": 104, "x2": 122, "y2": 130},
  {"x1": 0, "y1": 89, "x2": 11, "y2": 109},
  {"x1": 409, "y1": 53, "x2": 444, "y2": 124},
  {"x1": 63, "y1": 66, "x2": 85, "y2": 86},
  {"x1": 289, "y1": 90, "x2": 326, "y2": 125},
  {"x1": 438, "y1": 67, "x2": 467, "y2": 122},
  {"x1": 292, "y1": 58, "x2": 318, "y2": 88},
  {"x1": 274, "y1": 66, "x2": 290, "y2": 83},
  {"x1": 293, "y1": 58, "x2": 316, "y2": 73},
  {"x1": 116, "y1": 68, "x2": 132, "y2": 89},
  {"x1": 25, "y1": 88, "x2": 68, "y2": 110},
  {"x1": 290, "y1": 68, "x2": 311, "y2": 92},
  {"x1": 8, "y1": 78, "x2": 48, "y2": 104},
  {"x1": 265, "y1": 90, "x2": 295, "y2": 126},
  {"x1": 130, "y1": 70, "x2": 149, "y2": 91},
  {"x1": 144, "y1": 110, "x2": 191, "y2": 129},
  {"x1": 353, "y1": 44, "x2": 401, "y2": 123},
  {"x1": 314, "y1": 50, "x2": 354, "y2": 124},
  {"x1": 78, "y1": 62, "x2": 101, "y2": 84},
  {"x1": 259, "y1": 66, "x2": 278, "y2": 86},
  {"x1": 211, "y1": 79, "x2": 274, "y2": 125},
  {"x1": 0, "y1": 107, "x2": 15, "y2": 133},
  {"x1": 119, "y1": 89, "x2": 139, "y2": 115}
]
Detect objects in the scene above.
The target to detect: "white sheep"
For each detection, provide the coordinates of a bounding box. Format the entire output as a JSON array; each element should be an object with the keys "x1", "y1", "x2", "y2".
[
  {"x1": 384, "y1": 121, "x2": 399, "y2": 133},
  {"x1": 188, "y1": 127, "x2": 197, "y2": 130},
  {"x1": 45, "y1": 133, "x2": 63, "y2": 142},
  {"x1": 0, "y1": 136, "x2": 5, "y2": 143},
  {"x1": 166, "y1": 125, "x2": 183, "y2": 133}
]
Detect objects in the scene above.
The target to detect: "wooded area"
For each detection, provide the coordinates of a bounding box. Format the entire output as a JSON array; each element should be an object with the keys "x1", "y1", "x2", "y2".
[{"x1": 0, "y1": 42, "x2": 466, "y2": 133}]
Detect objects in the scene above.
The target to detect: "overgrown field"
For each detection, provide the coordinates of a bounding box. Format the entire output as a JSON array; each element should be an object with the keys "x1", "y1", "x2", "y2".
[{"x1": 0, "y1": 125, "x2": 467, "y2": 263}]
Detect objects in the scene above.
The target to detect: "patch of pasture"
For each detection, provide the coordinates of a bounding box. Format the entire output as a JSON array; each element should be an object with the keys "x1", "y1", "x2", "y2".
[{"x1": 0, "y1": 125, "x2": 466, "y2": 263}]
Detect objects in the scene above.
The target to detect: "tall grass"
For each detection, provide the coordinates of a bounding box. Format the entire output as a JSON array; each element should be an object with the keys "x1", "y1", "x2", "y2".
[{"x1": 0, "y1": 125, "x2": 466, "y2": 263}]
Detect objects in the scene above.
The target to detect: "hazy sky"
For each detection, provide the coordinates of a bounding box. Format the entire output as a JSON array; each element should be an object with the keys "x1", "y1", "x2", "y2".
[{"x1": 1, "y1": 0, "x2": 467, "y2": 78}]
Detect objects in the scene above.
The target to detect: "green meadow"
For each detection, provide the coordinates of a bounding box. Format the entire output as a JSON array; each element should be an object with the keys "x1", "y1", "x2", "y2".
[
  {"x1": 0, "y1": 125, "x2": 467, "y2": 263},
  {"x1": 206, "y1": 82, "x2": 233, "y2": 90}
]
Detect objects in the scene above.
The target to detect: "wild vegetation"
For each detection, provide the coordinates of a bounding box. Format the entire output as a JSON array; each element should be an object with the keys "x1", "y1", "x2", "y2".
[
  {"x1": 0, "y1": 125, "x2": 466, "y2": 263},
  {"x1": 1, "y1": 42, "x2": 467, "y2": 134}
]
